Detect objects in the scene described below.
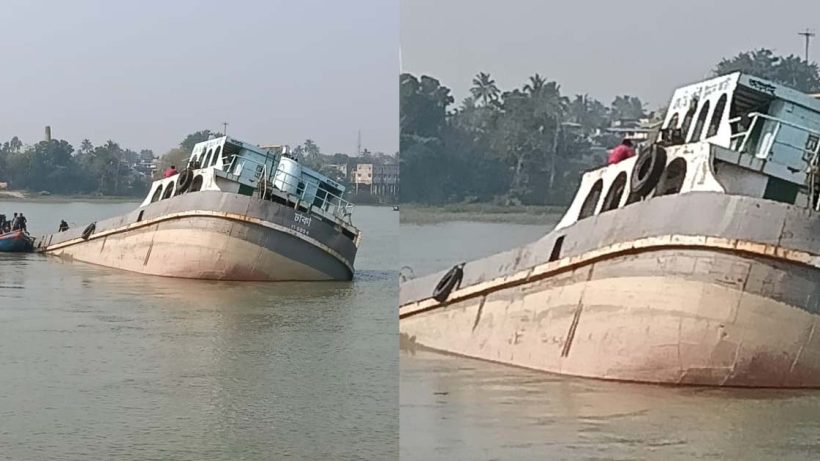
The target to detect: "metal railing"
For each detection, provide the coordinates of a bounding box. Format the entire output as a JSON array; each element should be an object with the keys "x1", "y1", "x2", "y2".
[
  {"x1": 226, "y1": 155, "x2": 355, "y2": 222},
  {"x1": 729, "y1": 112, "x2": 820, "y2": 210}
]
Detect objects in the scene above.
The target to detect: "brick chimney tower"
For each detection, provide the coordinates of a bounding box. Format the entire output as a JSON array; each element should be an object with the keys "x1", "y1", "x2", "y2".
[{"x1": 45, "y1": 126, "x2": 52, "y2": 142}]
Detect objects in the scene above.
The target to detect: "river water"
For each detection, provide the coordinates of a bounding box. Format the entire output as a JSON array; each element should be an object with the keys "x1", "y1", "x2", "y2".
[
  {"x1": 0, "y1": 200, "x2": 397, "y2": 460},
  {"x1": 400, "y1": 219, "x2": 820, "y2": 461}
]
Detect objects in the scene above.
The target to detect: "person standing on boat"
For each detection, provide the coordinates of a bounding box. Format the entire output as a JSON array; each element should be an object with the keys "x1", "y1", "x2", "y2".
[
  {"x1": 18, "y1": 213, "x2": 27, "y2": 232},
  {"x1": 163, "y1": 165, "x2": 178, "y2": 178},
  {"x1": 10, "y1": 213, "x2": 19, "y2": 231},
  {"x1": 607, "y1": 139, "x2": 636, "y2": 165}
]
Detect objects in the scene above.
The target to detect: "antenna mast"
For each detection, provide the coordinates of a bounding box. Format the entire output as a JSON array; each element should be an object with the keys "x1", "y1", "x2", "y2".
[{"x1": 799, "y1": 28, "x2": 816, "y2": 62}]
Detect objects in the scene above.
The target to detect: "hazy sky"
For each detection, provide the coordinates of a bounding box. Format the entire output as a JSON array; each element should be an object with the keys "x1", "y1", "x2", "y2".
[
  {"x1": 0, "y1": 0, "x2": 397, "y2": 156},
  {"x1": 401, "y1": 0, "x2": 820, "y2": 111}
]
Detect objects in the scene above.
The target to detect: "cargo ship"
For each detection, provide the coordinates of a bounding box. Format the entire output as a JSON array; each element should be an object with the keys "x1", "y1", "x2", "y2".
[
  {"x1": 400, "y1": 72, "x2": 820, "y2": 387},
  {"x1": 36, "y1": 136, "x2": 361, "y2": 281}
]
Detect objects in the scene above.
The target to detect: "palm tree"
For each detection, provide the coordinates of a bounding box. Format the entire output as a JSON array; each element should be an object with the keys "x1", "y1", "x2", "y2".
[
  {"x1": 9, "y1": 136, "x2": 22, "y2": 153},
  {"x1": 79, "y1": 139, "x2": 93, "y2": 155},
  {"x1": 611, "y1": 95, "x2": 645, "y2": 122},
  {"x1": 470, "y1": 72, "x2": 500, "y2": 106},
  {"x1": 523, "y1": 73, "x2": 546, "y2": 95},
  {"x1": 522, "y1": 74, "x2": 567, "y2": 193}
]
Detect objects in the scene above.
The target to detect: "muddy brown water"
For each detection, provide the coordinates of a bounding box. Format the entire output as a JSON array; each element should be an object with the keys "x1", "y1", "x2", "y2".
[
  {"x1": 400, "y1": 219, "x2": 820, "y2": 461},
  {"x1": 0, "y1": 200, "x2": 397, "y2": 460}
]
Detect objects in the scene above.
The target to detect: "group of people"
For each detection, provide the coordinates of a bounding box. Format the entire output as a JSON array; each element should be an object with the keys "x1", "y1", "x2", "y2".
[{"x1": 0, "y1": 212, "x2": 28, "y2": 234}]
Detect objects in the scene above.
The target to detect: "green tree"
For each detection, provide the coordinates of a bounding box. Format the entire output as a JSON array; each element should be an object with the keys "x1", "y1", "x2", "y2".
[
  {"x1": 399, "y1": 74, "x2": 456, "y2": 202},
  {"x1": 610, "y1": 95, "x2": 645, "y2": 121},
  {"x1": 568, "y1": 94, "x2": 609, "y2": 132},
  {"x1": 79, "y1": 139, "x2": 94, "y2": 155},
  {"x1": 714, "y1": 48, "x2": 820, "y2": 92},
  {"x1": 400, "y1": 73, "x2": 454, "y2": 143},
  {"x1": 180, "y1": 130, "x2": 222, "y2": 152},
  {"x1": 470, "y1": 72, "x2": 500, "y2": 106}
]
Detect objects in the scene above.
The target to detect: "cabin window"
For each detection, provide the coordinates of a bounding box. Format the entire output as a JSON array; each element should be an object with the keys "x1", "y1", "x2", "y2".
[
  {"x1": 190, "y1": 175, "x2": 204, "y2": 192},
  {"x1": 689, "y1": 100, "x2": 711, "y2": 143},
  {"x1": 680, "y1": 100, "x2": 698, "y2": 140},
  {"x1": 150, "y1": 185, "x2": 163, "y2": 203},
  {"x1": 214, "y1": 146, "x2": 222, "y2": 167},
  {"x1": 211, "y1": 147, "x2": 219, "y2": 166},
  {"x1": 601, "y1": 172, "x2": 627, "y2": 212},
  {"x1": 578, "y1": 179, "x2": 603, "y2": 220},
  {"x1": 202, "y1": 149, "x2": 212, "y2": 168},
  {"x1": 706, "y1": 94, "x2": 727, "y2": 139},
  {"x1": 656, "y1": 158, "x2": 687, "y2": 196},
  {"x1": 665, "y1": 113, "x2": 680, "y2": 129},
  {"x1": 162, "y1": 183, "x2": 175, "y2": 199}
]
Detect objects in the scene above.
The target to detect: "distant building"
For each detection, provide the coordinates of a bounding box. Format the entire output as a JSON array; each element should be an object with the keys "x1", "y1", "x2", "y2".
[
  {"x1": 355, "y1": 163, "x2": 373, "y2": 186},
  {"x1": 354, "y1": 163, "x2": 398, "y2": 198},
  {"x1": 605, "y1": 118, "x2": 654, "y2": 142},
  {"x1": 134, "y1": 159, "x2": 159, "y2": 176},
  {"x1": 325, "y1": 163, "x2": 348, "y2": 178}
]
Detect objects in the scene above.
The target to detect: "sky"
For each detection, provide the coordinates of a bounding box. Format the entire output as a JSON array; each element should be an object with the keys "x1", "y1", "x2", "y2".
[
  {"x1": 401, "y1": 0, "x2": 820, "y2": 111},
  {"x1": 0, "y1": 0, "x2": 398, "y2": 156}
]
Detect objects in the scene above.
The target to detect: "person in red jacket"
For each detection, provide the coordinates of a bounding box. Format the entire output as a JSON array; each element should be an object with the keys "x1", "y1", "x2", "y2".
[
  {"x1": 607, "y1": 139, "x2": 636, "y2": 165},
  {"x1": 163, "y1": 165, "x2": 178, "y2": 178}
]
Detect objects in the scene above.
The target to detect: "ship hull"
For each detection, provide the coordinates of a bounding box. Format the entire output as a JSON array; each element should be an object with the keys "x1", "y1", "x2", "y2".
[
  {"x1": 400, "y1": 193, "x2": 820, "y2": 387},
  {"x1": 37, "y1": 191, "x2": 358, "y2": 281}
]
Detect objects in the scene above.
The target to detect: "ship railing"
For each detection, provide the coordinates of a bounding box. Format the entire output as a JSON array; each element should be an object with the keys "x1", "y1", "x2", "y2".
[
  {"x1": 228, "y1": 156, "x2": 355, "y2": 223},
  {"x1": 264, "y1": 167, "x2": 355, "y2": 224},
  {"x1": 729, "y1": 112, "x2": 820, "y2": 210}
]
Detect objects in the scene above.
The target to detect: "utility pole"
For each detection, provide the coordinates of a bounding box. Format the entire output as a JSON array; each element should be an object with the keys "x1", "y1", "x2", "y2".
[
  {"x1": 799, "y1": 28, "x2": 816, "y2": 62},
  {"x1": 357, "y1": 129, "x2": 361, "y2": 156}
]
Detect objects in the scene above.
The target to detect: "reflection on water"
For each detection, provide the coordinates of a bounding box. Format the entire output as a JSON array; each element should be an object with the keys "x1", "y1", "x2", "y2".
[
  {"x1": 401, "y1": 220, "x2": 820, "y2": 461},
  {"x1": 0, "y1": 203, "x2": 397, "y2": 460},
  {"x1": 401, "y1": 350, "x2": 820, "y2": 461}
]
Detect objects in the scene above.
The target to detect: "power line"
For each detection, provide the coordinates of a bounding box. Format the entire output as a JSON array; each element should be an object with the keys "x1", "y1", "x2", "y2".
[{"x1": 799, "y1": 28, "x2": 816, "y2": 62}]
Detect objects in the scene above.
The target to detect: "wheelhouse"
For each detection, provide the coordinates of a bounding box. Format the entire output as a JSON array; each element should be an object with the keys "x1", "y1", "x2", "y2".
[
  {"x1": 141, "y1": 136, "x2": 356, "y2": 232},
  {"x1": 556, "y1": 72, "x2": 820, "y2": 230}
]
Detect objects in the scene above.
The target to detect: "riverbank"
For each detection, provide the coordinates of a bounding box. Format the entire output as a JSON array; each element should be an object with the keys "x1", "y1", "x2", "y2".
[
  {"x1": 400, "y1": 203, "x2": 565, "y2": 225},
  {"x1": 0, "y1": 190, "x2": 140, "y2": 203}
]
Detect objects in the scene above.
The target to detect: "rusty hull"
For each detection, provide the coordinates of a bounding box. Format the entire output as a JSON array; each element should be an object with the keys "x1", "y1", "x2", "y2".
[{"x1": 400, "y1": 193, "x2": 820, "y2": 387}]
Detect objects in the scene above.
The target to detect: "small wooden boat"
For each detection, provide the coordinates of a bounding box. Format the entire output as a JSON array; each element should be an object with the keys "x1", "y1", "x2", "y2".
[{"x1": 0, "y1": 229, "x2": 34, "y2": 252}]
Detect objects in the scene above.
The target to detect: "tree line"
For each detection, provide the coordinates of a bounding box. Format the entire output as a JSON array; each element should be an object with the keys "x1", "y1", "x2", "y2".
[
  {"x1": 0, "y1": 128, "x2": 395, "y2": 197},
  {"x1": 0, "y1": 136, "x2": 155, "y2": 196},
  {"x1": 400, "y1": 48, "x2": 820, "y2": 206}
]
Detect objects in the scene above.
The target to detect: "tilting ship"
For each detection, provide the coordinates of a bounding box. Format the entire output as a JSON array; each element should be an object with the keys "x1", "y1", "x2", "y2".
[
  {"x1": 36, "y1": 136, "x2": 361, "y2": 281},
  {"x1": 400, "y1": 72, "x2": 820, "y2": 387}
]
